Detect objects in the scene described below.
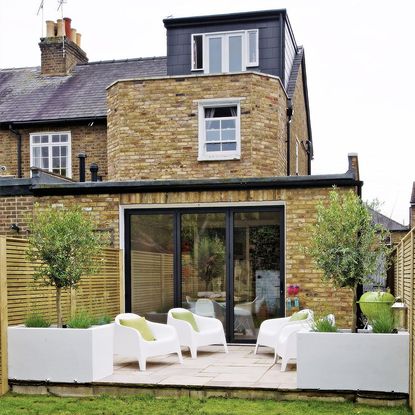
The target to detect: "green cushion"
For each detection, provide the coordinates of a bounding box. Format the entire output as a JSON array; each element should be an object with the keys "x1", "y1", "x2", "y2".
[
  {"x1": 289, "y1": 311, "x2": 308, "y2": 321},
  {"x1": 172, "y1": 311, "x2": 199, "y2": 332},
  {"x1": 120, "y1": 317, "x2": 155, "y2": 341}
]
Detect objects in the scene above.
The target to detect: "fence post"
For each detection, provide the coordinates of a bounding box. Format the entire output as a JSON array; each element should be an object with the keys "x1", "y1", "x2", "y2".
[
  {"x1": 0, "y1": 236, "x2": 9, "y2": 395},
  {"x1": 411, "y1": 231, "x2": 415, "y2": 410}
]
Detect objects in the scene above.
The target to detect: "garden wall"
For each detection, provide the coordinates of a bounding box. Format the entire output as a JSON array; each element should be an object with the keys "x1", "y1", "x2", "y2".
[
  {"x1": 0, "y1": 236, "x2": 122, "y2": 395},
  {"x1": 394, "y1": 228, "x2": 415, "y2": 410}
]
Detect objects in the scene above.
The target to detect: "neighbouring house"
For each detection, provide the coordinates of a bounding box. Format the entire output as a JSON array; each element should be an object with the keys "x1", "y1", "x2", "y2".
[
  {"x1": 0, "y1": 10, "x2": 362, "y2": 340},
  {"x1": 365, "y1": 208, "x2": 408, "y2": 293}
]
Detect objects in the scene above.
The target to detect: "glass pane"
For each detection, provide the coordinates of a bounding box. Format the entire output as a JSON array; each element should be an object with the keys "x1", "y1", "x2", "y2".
[
  {"x1": 222, "y1": 119, "x2": 235, "y2": 129},
  {"x1": 60, "y1": 134, "x2": 68, "y2": 142},
  {"x1": 41, "y1": 135, "x2": 48, "y2": 143},
  {"x1": 233, "y1": 210, "x2": 281, "y2": 341},
  {"x1": 61, "y1": 168, "x2": 67, "y2": 176},
  {"x1": 41, "y1": 147, "x2": 48, "y2": 157},
  {"x1": 52, "y1": 146, "x2": 59, "y2": 157},
  {"x1": 32, "y1": 136, "x2": 40, "y2": 144},
  {"x1": 248, "y1": 31, "x2": 257, "y2": 64},
  {"x1": 32, "y1": 147, "x2": 40, "y2": 158},
  {"x1": 130, "y1": 215, "x2": 174, "y2": 323},
  {"x1": 61, "y1": 146, "x2": 67, "y2": 156},
  {"x1": 181, "y1": 212, "x2": 226, "y2": 328},
  {"x1": 206, "y1": 119, "x2": 220, "y2": 130},
  {"x1": 206, "y1": 143, "x2": 221, "y2": 152},
  {"x1": 61, "y1": 158, "x2": 67, "y2": 168},
  {"x1": 209, "y1": 37, "x2": 222, "y2": 73},
  {"x1": 222, "y1": 129, "x2": 235, "y2": 141},
  {"x1": 52, "y1": 135, "x2": 60, "y2": 143},
  {"x1": 193, "y1": 35, "x2": 203, "y2": 69},
  {"x1": 41, "y1": 158, "x2": 49, "y2": 169},
  {"x1": 222, "y1": 142, "x2": 236, "y2": 151},
  {"x1": 206, "y1": 129, "x2": 220, "y2": 141},
  {"x1": 52, "y1": 158, "x2": 60, "y2": 168},
  {"x1": 229, "y1": 35, "x2": 242, "y2": 72}
]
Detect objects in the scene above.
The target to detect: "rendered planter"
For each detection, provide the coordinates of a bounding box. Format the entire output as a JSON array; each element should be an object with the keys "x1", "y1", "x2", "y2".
[
  {"x1": 8, "y1": 323, "x2": 114, "y2": 383},
  {"x1": 297, "y1": 331, "x2": 409, "y2": 393}
]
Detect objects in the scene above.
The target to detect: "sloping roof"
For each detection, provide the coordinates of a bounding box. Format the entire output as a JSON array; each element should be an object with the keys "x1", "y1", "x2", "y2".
[
  {"x1": 286, "y1": 46, "x2": 303, "y2": 99},
  {"x1": 0, "y1": 57, "x2": 167, "y2": 124},
  {"x1": 369, "y1": 207, "x2": 408, "y2": 232}
]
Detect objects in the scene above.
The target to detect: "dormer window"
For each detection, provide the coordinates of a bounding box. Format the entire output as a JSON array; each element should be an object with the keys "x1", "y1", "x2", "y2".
[{"x1": 192, "y1": 30, "x2": 258, "y2": 74}]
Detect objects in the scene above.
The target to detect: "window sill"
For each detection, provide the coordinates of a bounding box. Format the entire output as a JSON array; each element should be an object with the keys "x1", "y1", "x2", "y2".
[{"x1": 198, "y1": 154, "x2": 241, "y2": 162}]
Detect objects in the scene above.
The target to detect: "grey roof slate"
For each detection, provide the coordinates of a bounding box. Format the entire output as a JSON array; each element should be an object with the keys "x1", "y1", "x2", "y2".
[
  {"x1": 0, "y1": 57, "x2": 167, "y2": 124},
  {"x1": 368, "y1": 207, "x2": 408, "y2": 232},
  {"x1": 286, "y1": 46, "x2": 303, "y2": 99}
]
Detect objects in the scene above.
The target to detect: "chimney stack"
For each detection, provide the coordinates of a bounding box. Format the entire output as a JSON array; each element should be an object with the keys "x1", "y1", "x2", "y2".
[{"x1": 39, "y1": 17, "x2": 88, "y2": 76}]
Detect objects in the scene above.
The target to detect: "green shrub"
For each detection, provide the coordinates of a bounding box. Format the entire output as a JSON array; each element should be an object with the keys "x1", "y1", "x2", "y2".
[
  {"x1": 67, "y1": 311, "x2": 94, "y2": 329},
  {"x1": 370, "y1": 307, "x2": 396, "y2": 333},
  {"x1": 24, "y1": 313, "x2": 51, "y2": 328},
  {"x1": 311, "y1": 315, "x2": 337, "y2": 332},
  {"x1": 95, "y1": 315, "x2": 112, "y2": 325}
]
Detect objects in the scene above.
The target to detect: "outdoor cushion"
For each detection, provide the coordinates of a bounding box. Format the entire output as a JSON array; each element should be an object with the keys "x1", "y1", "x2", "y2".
[
  {"x1": 119, "y1": 317, "x2": 156, "y2": 341},
  {"x1": 289, "y1": 310, "x2": 309, "y2": 321},
  {"x1": 172, "y1": 311, "x2": 199, "y2": 332}
]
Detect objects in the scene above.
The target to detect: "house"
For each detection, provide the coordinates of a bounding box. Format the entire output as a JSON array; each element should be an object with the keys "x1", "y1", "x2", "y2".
[{"x1": 0, "y1": 10, "x2": 362, "y2": 340}]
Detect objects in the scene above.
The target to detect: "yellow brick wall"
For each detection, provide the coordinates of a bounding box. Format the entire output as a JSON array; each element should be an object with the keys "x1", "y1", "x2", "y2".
[
  {"x1": 107, "y1": 73, "x2": 289, "y2": 181},
  {"x1": 0, "y1": 185, "x2": 354, "y2": 327},
  {"x1": 290, "y1": 65, "x2": 310, "y2": 176},
  {"x1": 0, "y1": 124, "x2": 107, "y2": 181}
]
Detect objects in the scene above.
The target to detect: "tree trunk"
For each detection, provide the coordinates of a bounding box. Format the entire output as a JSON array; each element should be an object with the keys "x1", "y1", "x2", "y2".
[
  {"x1": 351, "y1": 284, "x2": 358, "y2": 333},
  {"x1": 56, "y1": 286, "x2": 62, "y2": 328}
]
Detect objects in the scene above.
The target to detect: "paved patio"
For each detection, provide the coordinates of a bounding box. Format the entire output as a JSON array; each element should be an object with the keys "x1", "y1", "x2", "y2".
[{"x1": 100, "y1": 345, "x2": 296, "y2": 389}]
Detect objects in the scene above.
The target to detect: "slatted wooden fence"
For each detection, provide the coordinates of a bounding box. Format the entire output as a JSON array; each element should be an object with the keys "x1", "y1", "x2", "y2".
[
  {"x1": 0, "y1": 236, "x2": 122, "y2": 395},
  {"x1": 394, "y1": 228, "x2": 415, "y2": 410}
]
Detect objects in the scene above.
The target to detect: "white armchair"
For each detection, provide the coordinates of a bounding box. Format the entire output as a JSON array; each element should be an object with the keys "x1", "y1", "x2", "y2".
[
  {"x1": 167, "y1": 308, "x2": 228, "y2": 359},
  {"x1": 275, "y1": 313, "x2": 334, "y2": 371},
  {"x1": 254, "y1": 309, "x2": 313, "y2": 363},
  {"x1": 114, "y1": 313, "x2": 183, "y2": 371}
]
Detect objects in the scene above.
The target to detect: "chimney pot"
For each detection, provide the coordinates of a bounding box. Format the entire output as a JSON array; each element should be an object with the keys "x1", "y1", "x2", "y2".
[
  {"x1": 56, "y1": 19, "x2": 64, "y2": 37},
  {"x1": 46, "y1": 20, "x2": 55, "y2": 38},
  {"x1": 76, "y1": 33, "x2": 82, "y2": 47},
  {"x1": 63, "y1": 17, "x2": 72, "y2": 37},
  {"x1": 70, "y1": 28, "x2": 77, "y2": 43}
]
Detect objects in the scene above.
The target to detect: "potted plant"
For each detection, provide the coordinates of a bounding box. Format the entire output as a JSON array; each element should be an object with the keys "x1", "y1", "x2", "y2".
[
  {"x1": 8, "y1": 206, "x2": 114, "y2": 383},
  {"x1": 297, "y1": 189, "x2": 409, "y2": 393}
]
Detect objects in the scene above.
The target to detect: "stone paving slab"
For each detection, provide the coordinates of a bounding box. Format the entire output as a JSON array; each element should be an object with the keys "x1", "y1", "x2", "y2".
[{"x1": 99, "y1": 345, "x2": 297, "y2": 389}]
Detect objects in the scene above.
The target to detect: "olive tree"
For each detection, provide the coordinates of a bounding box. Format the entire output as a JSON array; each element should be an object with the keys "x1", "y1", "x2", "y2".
[
  {"x1": 27, "y1": 205, "x2": 103, "y2": 327},
  {"x1": 307, "y1": 189, "x2": 391, "y2": 332}
]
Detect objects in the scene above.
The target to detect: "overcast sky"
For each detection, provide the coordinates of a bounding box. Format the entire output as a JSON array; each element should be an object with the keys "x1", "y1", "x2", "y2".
[{"x1": 0, "y1": 0, "x2": 414, "y2": 225}]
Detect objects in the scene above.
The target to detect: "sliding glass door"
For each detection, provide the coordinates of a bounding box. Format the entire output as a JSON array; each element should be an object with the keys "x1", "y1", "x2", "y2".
[
  {"x1": 125, "y1": 206, "x2": 284, "y2": 342},
  {"x1": 233, "y1": 210, "x2": 282, "y2": 341},
  {"x1": 181, "y1": 212, "x2": 226, "y2": 326}
]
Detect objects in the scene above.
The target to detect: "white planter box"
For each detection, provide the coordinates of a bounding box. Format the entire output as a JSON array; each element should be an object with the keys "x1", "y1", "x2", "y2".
[
  {"x1": 297, "y1": 331, "x2": 409, "y2": 393},
  {"x1": 8, "y1": 324, "x2": 114, "y2": 383}
]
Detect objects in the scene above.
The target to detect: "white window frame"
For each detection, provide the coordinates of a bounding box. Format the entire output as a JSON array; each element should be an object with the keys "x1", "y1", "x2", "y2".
[
  {"x1": 197, "y1": 98, "x2": 242, "y2": 161},
  {"x1": 30, "y1": 131, "x2": 72, "y2": 178},
  {"x1": 191, "y1": 29, "x2": 259, "y2": 73}
]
